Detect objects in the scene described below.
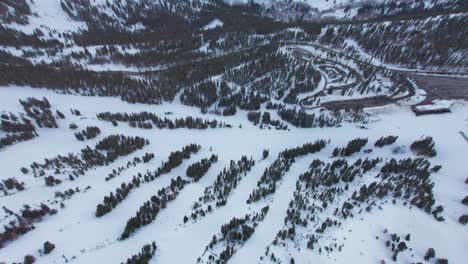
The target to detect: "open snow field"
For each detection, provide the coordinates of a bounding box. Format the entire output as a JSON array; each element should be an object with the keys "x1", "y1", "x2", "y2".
[{"x1": 0, "y1": 86, "x2": 467, "y2": 263}]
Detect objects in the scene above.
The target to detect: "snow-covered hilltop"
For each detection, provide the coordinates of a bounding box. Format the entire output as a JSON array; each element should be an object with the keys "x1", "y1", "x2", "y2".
[{"x1": 0, "y1": 0, "x2": 467, "y2": 264}]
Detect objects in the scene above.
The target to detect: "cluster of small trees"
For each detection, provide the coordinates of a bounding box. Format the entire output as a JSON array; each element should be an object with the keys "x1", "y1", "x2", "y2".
[
  {"x1": 95, "y1": 176, "x2": 142, "y2": 217},
  {"x1": 0, "y1": 0, "x2": 31, "y2": 25},
  {"x1": 217, "y1": 86, "x2": 266, "y2": 113},
  {"x1": 277, "y1": 107, "x2": 339, "y2": 128},
  {"x1": 275, "y1": 225, "x2": 298, "y2": 243},
  {"x1": 54, "y1": 187, "x2": 81, "y2": 199},
  {"x1": 263, "y1": 149, "x2": 269, "y2": 159},
  {"x1": 282, "y1": 141, "x2": 328, "y2": 159},
  {"x1": 0, "y1": 97, "x2": 65, "y2": 150},
  {"x1": 247, "y1": 111, "x2": 288, "y2": 129},
  {"x1": 122, "y1": 242, "x2": 157, "y2": 264},
  {"x1": 186, "y1": 154, "x2": 218, "y2": 182},
  {"x1": 0, "y1": 111, "x2": 37, "y2": 150},
  {"x1": 424, "y1": 248, "x2": 436, "y2": 261},
  {"x1": 301, "y1": 158, "x2": 380, "y2": 192},
  {"x1": 355, "y1": 157, "x2": 442, "y2": 221},
  {"x1": 21, "y1": 204, "x2": 58, "y2": 221},
  {"x1": 97, "y1": 111, "x2": 230, "y2": 129},
  {"x1": 105, "y1": 153, "x2": 155, "y2": 181},
  {"x1": 0, "y1": 213, "x2": 33, "y2": 248},
  {"x1": 180, "y1": 80, "x2": 218, "y2": 109},
  {"x1": 383, "y1": 232, "x2": 409, "y2": 261},
  {"x1": 247, "y1": 111, "x2": 262, "y2": 124},
  {"x1": 70, "y1": 109, "x2": 81, "y2": 116},
  {"x1": 0, "y1": 177, "x2": 25, "y2": 195},
  {"x1": 20, "y1": 97, "x2": 59, "y2": 129},
  {"x1": 43, "y1": 241, "x2": 55, "y2": 254},
  {"x1": 198, "y1": 206, "x2": 269, "y2": 264},
  {"x1": 333, "y1": 138, "x2": 368, "y2": 157},
  {"x1": 410, "y1": 136, "x2": 437, "y2": 157},
  {"x1": 28, "y1": 134, "x2": 149, "y2": 183},
  {"x1": 0, "y1": 204, "x2": 57, "y2": 248},
  {"x1": 271, "y1": 151, "x2": 442, "y2": 257},
  {"x1": 188, "y1": 156, "x2": 255, "y2": 221},
  {"x1": 121, "y1": 176, "x2": 189, "y2": 239},
  {"x1": 23, "y1": 254, "x2": 35, "y2": 264},
  {"x1": 278, "y1": 157, "x2": 381, "y2": 250},
  {"x1": 159, "y1": 144, "x2": 201, "y2": 174},
  {"x1": 247, "y1": 140, "x2": 327, "y2": 203},
  {"x1": 96, "y1": 144, "x2": 200, "y2": 217},
  {"x1": 69, "y1": 123, "x2": 78, "y2": 129},
  {"x1": 95, "y1": 135, "x2": 148, "y2": 162},
  {"x1": 459, "y1": 215, "x2": 468, "y2": 225},
  {"x1": 374, "y1": 135, "x2": 398, "y2": 147},
  {"x1": 462, "y1": 196, "x2": 468, "y2": 206},
  {"x1": 461, "y1": 179, "x2": 468, "y2": 224},
  {"x1": 45, "y1": 176, "x2": 62, "y2": 187},
  {"x1": 218, "y1": 105, "x2": 237, "y2": 116},
  {"x1": 142, "y1": 152, "x2": 155, "y2": 163},
  {"x1": 74, "y1": 126, "x2": 101, "y2": 141},
  {"x1": 422, "y1": 248, "x2": 449, "y2": 263}
]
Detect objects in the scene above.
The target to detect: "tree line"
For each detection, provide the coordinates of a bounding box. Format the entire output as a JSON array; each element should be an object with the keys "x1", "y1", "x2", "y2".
[
  {"x1": 186, "y1": 154, "x2": 219, "y2": 182},
  {"x1": 247, "y1": 140, "x2": 327, "y2": 203},
  {"x1": 188, "y1": 155, "x2": 256, "y2": 222},
  {"x1": 97, "y1": 111, "x2": 231, "y2": 129},
  {"x1": 95, "y1": 144, "x2": 201, "y2": 217}
]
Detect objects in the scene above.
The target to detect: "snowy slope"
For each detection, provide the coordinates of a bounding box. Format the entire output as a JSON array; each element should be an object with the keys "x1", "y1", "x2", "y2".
[
  {"x1": 0, "y1": 86, "x2": 467, "y2": 263},
  {"x1": 7, "y1": 0, "x2": 86, "y2": 34}
]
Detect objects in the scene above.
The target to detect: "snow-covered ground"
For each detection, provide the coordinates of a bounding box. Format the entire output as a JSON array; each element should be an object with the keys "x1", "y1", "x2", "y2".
[
  {"x1": 0, "y1": 86, "x2": 467, "y2": 263},
  {"x1": 202, "y1": 19, "x2": 224, "y2": 30},
  {"x1": 8, "y1": 0, "x2": 86, "y2": 35}
]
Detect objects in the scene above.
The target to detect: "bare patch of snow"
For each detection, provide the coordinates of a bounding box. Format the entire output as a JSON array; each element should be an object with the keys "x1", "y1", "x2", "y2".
[{"x1": 202, "y1": 19, "x2": 223, "y2": 30}]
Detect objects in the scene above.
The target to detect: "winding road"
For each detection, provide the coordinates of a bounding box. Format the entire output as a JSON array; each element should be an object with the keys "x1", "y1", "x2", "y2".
[{"x1": 288, "y1": 42, "x2": 467, "y2": 110}]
